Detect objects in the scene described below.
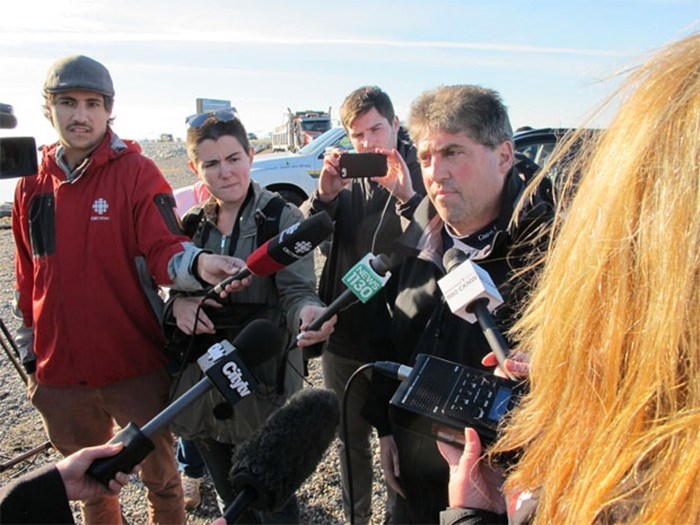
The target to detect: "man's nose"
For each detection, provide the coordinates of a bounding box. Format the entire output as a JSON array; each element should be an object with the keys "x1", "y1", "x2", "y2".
[{"x1": 430, "y1": 156, "x2": 450, "y2": 181}]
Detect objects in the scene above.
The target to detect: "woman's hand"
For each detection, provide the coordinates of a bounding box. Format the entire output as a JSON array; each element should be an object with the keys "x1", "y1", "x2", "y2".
[
  {"x1": 482, "y1": 351, "x2": 530, "y2": 379},
  {"x1": 437, "y1": 428, "x2": 507, "y2": 513},
  {"x1": 172, "y1": 296, "x2": 220, "y2": 335}
]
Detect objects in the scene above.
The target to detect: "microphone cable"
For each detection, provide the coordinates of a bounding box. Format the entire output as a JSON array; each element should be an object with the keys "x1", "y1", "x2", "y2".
[
  {"x1": 166, "y1": 296, "x2": 208, "y2": 404},
  {"x1": 341, "y1": 362, "x2": 377, "y2": 525}
]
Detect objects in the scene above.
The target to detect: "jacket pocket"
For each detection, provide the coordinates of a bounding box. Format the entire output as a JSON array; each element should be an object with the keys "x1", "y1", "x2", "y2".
[{"x1": 28, "y1": 193, "x2": 56, "y2": 257}]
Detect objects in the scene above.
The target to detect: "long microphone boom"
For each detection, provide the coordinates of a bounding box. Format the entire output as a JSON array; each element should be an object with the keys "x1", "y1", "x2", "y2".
[
  {"x1": 223, "y1": 387, "x2": 340, "y2": 523},
  {"x1": 87, "y1": 319, "x2": 284, "y2": 486},
  {"x1": 438, "y1": 248, "x2": 513, "y2": 379},
  {"x1": 206, "y1": 211, "x2": 334, "y2": 299}
]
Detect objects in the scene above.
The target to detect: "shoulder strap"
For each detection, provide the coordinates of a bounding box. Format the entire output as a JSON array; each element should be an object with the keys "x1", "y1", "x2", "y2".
[
  {"x1": 181, "y1": 208, "x2": 205, "y2": 238},
  {"x1": 255, "y1": 195, "x2": 287, "y2": 247}
]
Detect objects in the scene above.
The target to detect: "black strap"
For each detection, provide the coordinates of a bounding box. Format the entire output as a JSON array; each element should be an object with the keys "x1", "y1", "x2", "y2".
[{"x1": 255, "y1": 195, "x2": 287, "y2": 247}]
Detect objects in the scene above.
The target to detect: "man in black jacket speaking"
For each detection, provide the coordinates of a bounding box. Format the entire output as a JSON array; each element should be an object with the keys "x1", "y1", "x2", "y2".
[{"x1": 368, "y1": 84, "x2": 553, "y2": 524}]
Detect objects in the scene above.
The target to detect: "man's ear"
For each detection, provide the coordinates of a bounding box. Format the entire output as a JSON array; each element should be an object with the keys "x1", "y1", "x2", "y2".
[
  {"x1": 188, "y1": 159, "x2": 198, "y2": 175},
  {"x1": 497, "y1": 140, "x2": 514, "y2": 174}
]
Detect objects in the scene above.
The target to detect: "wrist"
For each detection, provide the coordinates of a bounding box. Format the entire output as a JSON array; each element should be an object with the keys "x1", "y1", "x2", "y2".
[
  {"x1": 317, "y1": 188, "x2": 338, "y2": 203},
  {"x1": 191, "y1": 251, "x2": 210, "y2": 287},
  {"x1": 397, "y1": 190, "x2": 416, "y2": 205}
]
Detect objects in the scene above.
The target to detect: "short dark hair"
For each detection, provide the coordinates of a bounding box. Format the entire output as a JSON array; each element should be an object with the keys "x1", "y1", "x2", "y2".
[
  {"x1": 339, "y1": 86, "x2": 395, "y2": 130},
  {"x1": 186, "y1": 116, "x2": 251, "y2": 162}
]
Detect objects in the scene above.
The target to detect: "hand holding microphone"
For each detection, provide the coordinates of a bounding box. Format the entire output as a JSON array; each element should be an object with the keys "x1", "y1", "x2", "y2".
[
  {"x1": 438, "y1": 248, "x2": 514, "y2": 380},
  {"x1": 196, "y1": 254, "x2": 250, "y2": 293},
  {"x1": 204, "y1": 211, "x2": 334, "y2": 300},
  {"x1": 296, "y1": 304, "x2": 337, "y2": 348},
  {"x1": 482, "y1": 351, "x2": 530, "y2": 380},
  {"x1": 298, "y1": 252, "x2": 396, "y2": 339},
  {"x1": 87, "y1": 319, "x2": 284, "y2": 487}
]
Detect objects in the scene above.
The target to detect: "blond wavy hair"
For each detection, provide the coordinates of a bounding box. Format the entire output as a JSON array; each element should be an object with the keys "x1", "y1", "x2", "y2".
[{"x1": 494, "y1": 32, "x2": 700, "y2": 524}]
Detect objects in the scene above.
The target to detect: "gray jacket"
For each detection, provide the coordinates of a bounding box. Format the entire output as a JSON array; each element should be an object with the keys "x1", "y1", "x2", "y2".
[{"x1": 165, "y1": 181, "x2": 324, "y2": 444}]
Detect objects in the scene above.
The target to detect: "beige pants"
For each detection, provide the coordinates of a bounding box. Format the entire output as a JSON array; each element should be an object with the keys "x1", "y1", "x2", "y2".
[{"x1": 32, "y1": 368, "x2": 185, "y2": 525}]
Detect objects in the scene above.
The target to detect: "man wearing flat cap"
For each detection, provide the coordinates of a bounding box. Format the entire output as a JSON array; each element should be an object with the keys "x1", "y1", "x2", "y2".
[{"x1": 11, "y1": 55, "x2": 242, "y2": 524}]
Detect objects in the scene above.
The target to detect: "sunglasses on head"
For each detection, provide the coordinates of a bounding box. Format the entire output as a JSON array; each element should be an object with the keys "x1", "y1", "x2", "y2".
[{"x1": 185, "y1": 108, "x2": 238, "y2": 129}]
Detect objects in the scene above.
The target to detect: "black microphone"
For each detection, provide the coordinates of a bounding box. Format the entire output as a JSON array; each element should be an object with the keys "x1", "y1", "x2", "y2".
[
  {"x1": 223, "y1": 387, "x2": 340, "y2": 523},
  {"x1": 437, "y1": 247, "x2": 513, "y2": 379},
  {"x1": 299, "y1": 252, "x2": 395, "y2": 338},
  {"x1": 205, "y1": 211, "x2": 334, "y2": 299},
  {"x1": 87, "y1": 319, "x2": 284, "y2": 487}
]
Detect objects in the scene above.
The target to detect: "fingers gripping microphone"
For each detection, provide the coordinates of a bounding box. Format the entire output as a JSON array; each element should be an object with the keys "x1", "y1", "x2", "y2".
[
  {"x1": 223, "y1": 388, "x2": 340, "y2": 523},
  {"x1": 206, "y1": 211, "x2": 334, "y2": 298},
  {"x1": 438, "y1": 247, "x2": 513, "y2": 379},
  {"x1": 87, "y1": 319, "x2": 284, "y2": 487},
  {"x1": 300, "y1": 252, "x2": 395, "y2": 336}
]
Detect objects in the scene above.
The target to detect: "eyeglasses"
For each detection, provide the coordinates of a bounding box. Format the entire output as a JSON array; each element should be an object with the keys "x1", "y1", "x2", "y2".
[{"x1": 185, "y1": 108, "x2": 238, "y2": 129}]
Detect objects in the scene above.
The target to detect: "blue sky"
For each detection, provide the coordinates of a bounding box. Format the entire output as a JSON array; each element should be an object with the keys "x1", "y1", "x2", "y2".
[{"x1": 1, "y1": 0, "x2": 698, "y2": 146}]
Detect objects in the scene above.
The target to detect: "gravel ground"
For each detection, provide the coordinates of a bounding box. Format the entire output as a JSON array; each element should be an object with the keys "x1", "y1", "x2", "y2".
[{"x1": 0, "y1": 141, "x2": 388, "y2": 524}]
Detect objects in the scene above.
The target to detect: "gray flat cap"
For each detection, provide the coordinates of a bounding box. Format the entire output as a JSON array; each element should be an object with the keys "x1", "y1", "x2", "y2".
[{"x1": 43, "y1": 55, "x2": 115, "y2": 97}]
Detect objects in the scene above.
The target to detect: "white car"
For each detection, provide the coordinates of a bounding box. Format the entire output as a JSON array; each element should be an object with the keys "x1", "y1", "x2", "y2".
[
  {"x1": 249, "y1": 127, "x2": 353, "y2": 206},
  {"x1": 0, "y1": 178, "x2": 17, "y2": 218}
]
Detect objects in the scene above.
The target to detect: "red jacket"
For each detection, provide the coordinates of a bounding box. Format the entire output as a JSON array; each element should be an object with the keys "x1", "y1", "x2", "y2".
[{"x1": 13, "y1": 130, "x2": 191, "y2": 387}]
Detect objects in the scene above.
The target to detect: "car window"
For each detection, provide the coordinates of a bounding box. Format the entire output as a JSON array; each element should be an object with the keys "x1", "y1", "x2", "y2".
[
  {"x1": 301, "y1": 120, "x2": 331, "y2": 133},
  {"x1": 335, "y1": 133, "x2": 354, "y2": 152}
]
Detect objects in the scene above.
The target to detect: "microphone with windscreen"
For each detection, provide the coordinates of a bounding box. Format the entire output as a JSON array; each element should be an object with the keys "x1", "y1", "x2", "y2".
[
  {"x1": 222, "y1": 387, "x2": 340, "y2": 523},
  {"x1": 87, "y1": 319, "x2": 284, "y2": 487},
  {"x1": 205, "y1": 211, "x2": 334, "y2": 299}
]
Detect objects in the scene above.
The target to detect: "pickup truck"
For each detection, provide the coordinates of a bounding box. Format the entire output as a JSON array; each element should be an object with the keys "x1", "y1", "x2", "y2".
[{"x1": 246, "y1": 127, "x2": 352, "y2": 206}]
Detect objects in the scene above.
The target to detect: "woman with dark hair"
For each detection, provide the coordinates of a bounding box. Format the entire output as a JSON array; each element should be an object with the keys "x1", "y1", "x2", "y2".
[{"x1": 165, "y1": 109, "x2": 335, "y2": 524}]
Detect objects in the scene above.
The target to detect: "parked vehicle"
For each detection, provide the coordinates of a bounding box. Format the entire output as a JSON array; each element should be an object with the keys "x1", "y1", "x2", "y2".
[
  {"x1": 249, "y1": 126, "x2": 352, "y2": 206},
  {"x1": 271, "y1": 108, "x2": 332, "y2": 153},
  {"x1": 514, "y1": 127, "x2": 600, "y2": 188}
]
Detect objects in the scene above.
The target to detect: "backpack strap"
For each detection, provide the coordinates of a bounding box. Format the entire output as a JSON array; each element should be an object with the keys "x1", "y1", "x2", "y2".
[
  {"x1": 181, "y1": 207, "x2": 212, "y2": 247},
  {"x1": 254, "y1": 195, "x2": 287, "y2": 246}
]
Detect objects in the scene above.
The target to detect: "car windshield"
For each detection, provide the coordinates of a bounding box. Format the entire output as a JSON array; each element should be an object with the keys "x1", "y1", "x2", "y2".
[
  {"x1": 298, "y1": 128, "x2": 355, "y2": 156},
  {"x1": 301, "y1": 120, "x2": 331, "y2": 132}
]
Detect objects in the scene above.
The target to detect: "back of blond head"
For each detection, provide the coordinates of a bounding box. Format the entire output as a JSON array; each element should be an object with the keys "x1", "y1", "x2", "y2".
[{"x1": 495, "y1": 32, "x2": 700, "y2": 524}]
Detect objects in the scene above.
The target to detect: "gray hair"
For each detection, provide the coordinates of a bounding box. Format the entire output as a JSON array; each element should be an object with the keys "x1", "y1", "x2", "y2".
[{"x1": 407, "y1": 85, "x2": 513, "y2": 148}]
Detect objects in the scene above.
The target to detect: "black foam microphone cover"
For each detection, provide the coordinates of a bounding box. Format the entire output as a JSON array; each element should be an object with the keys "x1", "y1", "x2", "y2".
[
  {"x1": 228, "y1": 387, "x2": 340, "y2": 511},
  {"x1": 233, "y1": 318, "x2": 285, "y2": 368},
  {"x1": 442, "y1": 246, "x2": 468, "y2": 274}
]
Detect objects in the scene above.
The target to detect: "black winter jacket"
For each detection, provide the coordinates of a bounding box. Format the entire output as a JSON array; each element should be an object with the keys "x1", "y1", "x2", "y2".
[
  {"x1": 303, "y1": 128, "x2": 424, "y2": 363},
  {"x1": 367, "y1": 169, "x2": 553, "y2": 524}
]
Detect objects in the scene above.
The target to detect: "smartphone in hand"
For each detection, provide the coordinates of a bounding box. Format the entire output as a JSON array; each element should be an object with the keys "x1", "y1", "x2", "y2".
[{"x1": 338, "y1": 152, "x2": 388, "y2": 179}]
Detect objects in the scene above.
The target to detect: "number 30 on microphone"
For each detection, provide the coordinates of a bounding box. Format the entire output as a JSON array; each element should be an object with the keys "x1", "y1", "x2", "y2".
[{"x1": 341, "y1": 254, "x2": 390, "y2": 303}]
